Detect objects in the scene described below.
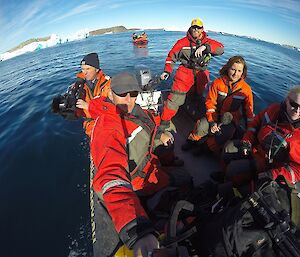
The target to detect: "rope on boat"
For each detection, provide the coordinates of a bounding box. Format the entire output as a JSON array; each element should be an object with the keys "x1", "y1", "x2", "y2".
[{"x1": 90, "y1": 154, "x2": 97, "y2": 244}]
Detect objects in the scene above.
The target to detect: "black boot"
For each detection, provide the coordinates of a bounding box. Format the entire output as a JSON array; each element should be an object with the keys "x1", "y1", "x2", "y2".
[{"x1": 181, "y1": 139, "x2": 199, "y2": 151}]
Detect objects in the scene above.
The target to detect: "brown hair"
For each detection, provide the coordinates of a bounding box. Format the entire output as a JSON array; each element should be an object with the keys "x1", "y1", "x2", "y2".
[{"x1": 219, "y1": 56, "x2": 247, "y2": 79}]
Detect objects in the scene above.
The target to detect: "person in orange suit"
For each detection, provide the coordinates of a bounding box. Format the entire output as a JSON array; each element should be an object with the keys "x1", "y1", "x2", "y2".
[
  {"x1": 184, "y1": 56, "x2": 254, "y2": 155},
  {"x1": 158, "y1": 18, "x2": 224, "y2": 133},
  {"x1": 75, "y1": 52, "x2": 111, "y2": 137}
]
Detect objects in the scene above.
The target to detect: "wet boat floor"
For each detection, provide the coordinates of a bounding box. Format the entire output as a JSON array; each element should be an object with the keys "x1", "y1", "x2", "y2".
[{"x1": 172, "y1": 99, "x2": 221, "y2": 186}]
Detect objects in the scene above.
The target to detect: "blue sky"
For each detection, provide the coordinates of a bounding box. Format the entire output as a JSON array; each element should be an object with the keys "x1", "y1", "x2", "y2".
[{"x1": 1, "y1": 0, "x2": 300, "y2": 53}]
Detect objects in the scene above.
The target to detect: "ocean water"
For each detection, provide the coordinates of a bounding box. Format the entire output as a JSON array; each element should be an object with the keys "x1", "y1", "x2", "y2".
[{"x1": 0, "y1": 30, "x2": 299, "y2": 257}]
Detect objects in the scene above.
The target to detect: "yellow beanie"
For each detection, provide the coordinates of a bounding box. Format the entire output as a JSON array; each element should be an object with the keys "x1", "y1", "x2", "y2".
[{"x1": 191, "y1": 18, "x2": 203, "y2": 28}]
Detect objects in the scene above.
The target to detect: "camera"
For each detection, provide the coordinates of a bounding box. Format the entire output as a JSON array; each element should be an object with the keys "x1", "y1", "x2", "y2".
[
  {"x1": 51, "y1": 78, "x2": 85, "y2": 120},
  {"x1": 188, "y1": 53, "x2": 211, "y2": 70}
]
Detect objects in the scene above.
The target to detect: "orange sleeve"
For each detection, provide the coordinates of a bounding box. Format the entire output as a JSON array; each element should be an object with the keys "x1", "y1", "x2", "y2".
[
  {"x1": 205, "y1": 79, "x2": 219, "y2": 123},
  {"x1": 243, "y1": 82, "x2": 254, "y2": 125},
  {"x1": 91, "y1": 120, "x2": 149, "y2": 233}
]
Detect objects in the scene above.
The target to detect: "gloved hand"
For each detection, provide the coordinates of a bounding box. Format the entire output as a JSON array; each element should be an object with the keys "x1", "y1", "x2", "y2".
[
  {"x1": 240, "y1": 140, "x2": 252, "y2": 156},
  {"x1": 132, "y1": 234, "x2": 159, "y2": 257},
  {"x1": 160, "y1": 72, "x2": 169, "y2": 80},
  {"x1": 160, "y1": 131, "x2": 174, "y2": 146},
  {"x1": 195, "y1": 45, "x2": 206, "y2": 58}
]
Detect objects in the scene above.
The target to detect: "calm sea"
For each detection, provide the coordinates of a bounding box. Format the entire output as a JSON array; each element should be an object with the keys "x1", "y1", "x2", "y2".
[{"x1": 0, "y1": 30, "x2": 299, "y2": 257}]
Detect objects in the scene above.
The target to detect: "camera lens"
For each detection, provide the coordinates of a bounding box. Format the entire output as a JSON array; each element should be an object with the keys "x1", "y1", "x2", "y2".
[{"x1": 52, "y1": 95, "x2": 64, "y2": 113}]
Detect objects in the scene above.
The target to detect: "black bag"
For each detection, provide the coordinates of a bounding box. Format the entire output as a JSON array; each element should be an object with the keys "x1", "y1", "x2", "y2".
[{"x1": 175, "y1": 181, "x2": 300, "y2": 257}]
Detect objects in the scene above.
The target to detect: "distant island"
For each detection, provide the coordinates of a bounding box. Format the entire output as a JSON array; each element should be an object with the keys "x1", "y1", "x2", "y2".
[
  {"x1": 89, "y1": 25, "x2": 132, "y2": 36},
  {"x1": 2, "y1": 25, "x2": 298, "y2": 61},
  {"x1": 8, "y1": 26, "x2": 163, "y2": 53}
]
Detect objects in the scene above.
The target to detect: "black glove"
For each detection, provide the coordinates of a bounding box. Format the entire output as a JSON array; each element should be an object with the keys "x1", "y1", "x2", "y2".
[
  {"x1": 202, "y1": 44, "x2": 211, "y2": 55},
  {"x1": 240, "y1": 140, "x2": 252, "y2": 155}
]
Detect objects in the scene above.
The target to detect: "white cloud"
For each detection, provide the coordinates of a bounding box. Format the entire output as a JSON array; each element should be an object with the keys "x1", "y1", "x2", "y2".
[
  {"x1": 232, "y1": 0, "x2": 300, "y2": 15},
  {"x1": 109, "y1": 4, "x2": 123, "y2": 9},
  {"x1": 0, "y1": 0, "x2": 49, "y2": 52},
  {"x1": 21, "y1": 1, "x2": 44, "y2": 24},
  {"x1": 49, "y1": 2, "x2": 98, "y2": 24},
  {"x1": 2, "y1": 0, "x2": 46, "y2": 33}
]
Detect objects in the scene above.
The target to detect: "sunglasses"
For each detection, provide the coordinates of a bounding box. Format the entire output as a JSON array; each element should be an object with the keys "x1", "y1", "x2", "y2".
[
  {"x1": 191, "y1": 25, "x2": 203, "y2": 30},
  {"x1": 115, "y1": 91, "x2": 139, "y2": 98},
  {"x1": 289, "y1": 98, "x2": 300, "y2": 110}
]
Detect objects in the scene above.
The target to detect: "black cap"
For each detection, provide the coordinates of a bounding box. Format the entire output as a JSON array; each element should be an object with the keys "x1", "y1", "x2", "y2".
[
  {"x1": 80, "y1": 53, "x2": 99, "y2": 69},
  {"x1": 111, "y1": 72, "x2": 141, "y2": 94}
]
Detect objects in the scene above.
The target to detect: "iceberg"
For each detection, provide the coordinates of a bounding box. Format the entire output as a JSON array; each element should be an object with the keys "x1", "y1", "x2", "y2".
[
  {"x1": 0, "y1": 29, "x2": 90, "y2": 61},
  {"x1": 60, "y1": 29, "x2": 89, "y2": 43},
  {"x1": 0, "y1": 34, "x2": 60, "y2": 61}
]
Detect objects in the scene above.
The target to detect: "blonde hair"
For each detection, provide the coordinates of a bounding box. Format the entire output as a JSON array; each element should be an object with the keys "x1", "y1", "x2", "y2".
[{"x1": 288, "y1": 86, "x2": 300, "y2": 95}]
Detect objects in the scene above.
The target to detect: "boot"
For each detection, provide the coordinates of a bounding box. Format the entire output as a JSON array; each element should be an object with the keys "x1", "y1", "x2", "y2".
[{"x1": 181, "y1": 139, "x2": 199, "y2": 151}]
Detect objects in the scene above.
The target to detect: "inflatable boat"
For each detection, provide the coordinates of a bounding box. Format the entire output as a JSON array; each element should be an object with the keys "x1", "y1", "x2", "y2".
[{"x1": 132, "y1": 37, "x2": 148, "y2": 45}]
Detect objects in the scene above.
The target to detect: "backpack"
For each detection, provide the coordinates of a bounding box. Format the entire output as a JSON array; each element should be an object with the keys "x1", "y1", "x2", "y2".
[{"x1": 160, "y1": 180, "x2": 300, "y2": 257}]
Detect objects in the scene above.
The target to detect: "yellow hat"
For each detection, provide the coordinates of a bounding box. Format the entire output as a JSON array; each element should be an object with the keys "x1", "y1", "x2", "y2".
[{"x1": 191, "y1": 18, "x2": 203, "y2": 28}]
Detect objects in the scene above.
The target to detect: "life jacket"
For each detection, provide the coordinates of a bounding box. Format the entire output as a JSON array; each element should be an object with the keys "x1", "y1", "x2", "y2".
[
  {"x1": 120, "y1": 106, "x2": 176, "y2": 192},
  {"x1": 185, "y1": 39, "x2": 212, "y2": 70},
  {"x1": 206, "y1": 76, "x2": 254, "y2": 126},
  {"x1": 243, "y1": 103, "x2": 300, "y2": 187},
  {"x1": 163, "y1": 30, "x2": 224, "y2": 75},
  {"x1": 252, "y1": 105, "x2": 294, "y2": 163},
  {"x1": 89, "y1": 98, "x2": 169, "y2": 193},
  {"x1": 123, "y1": 105, "x2": 160, "y2": 184},
  {"x1": 259, "y1": 124, "x2": 291, "y2": 164}
]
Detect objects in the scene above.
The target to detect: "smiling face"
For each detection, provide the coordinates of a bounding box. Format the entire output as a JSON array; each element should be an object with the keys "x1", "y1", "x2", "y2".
[
  {"x1": 285, "y1": 91, "x2": 300, "y2": 121},
  {"x1": 81, "y1": 64, "x2": 98, "y2": 81},
  {"x1": 190, "y1": 26, "x2": 203, "y2": 40},
  {"x1": 228, "y1": 62, "x2": 244, "y2": 83}
]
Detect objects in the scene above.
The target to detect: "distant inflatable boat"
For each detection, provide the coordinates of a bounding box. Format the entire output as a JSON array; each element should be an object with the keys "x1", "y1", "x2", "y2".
[{"x1": 132, "y1": 37, "x2": 148, "y2": 45}]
